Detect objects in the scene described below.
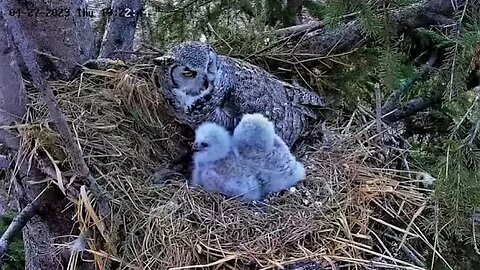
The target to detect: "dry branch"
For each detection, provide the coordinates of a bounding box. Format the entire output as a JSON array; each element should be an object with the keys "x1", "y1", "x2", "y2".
[
  {"x1": 271, "y1": 21, "x2": 324, "y2": 37},
  {"x1": 1, "y1": 6, "x2": 112, "y2": 264},
  {"x1": 382, "y1": 53, "x2": 439, "y2": 115},
  {"x1": 0, "y1": 200, "x2": 39, "y2": 260},
  {"x1": 383, "y1": 92, "x2": 443, "y2": 123},
  {"x1": 268, "y1": 0, "x2": 464, "y2": 65}
]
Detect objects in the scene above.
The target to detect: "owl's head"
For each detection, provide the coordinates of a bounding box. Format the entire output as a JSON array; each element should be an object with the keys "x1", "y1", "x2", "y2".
[
  {"x1": 193, "y1": 122, "x2": 231, "y2": 164},
  {"x1": 233, "y1": 113, "x2": 276, "y2": 152},
  {"x1": 154, "y1": 41, "x2": 220, "y2": 110}
]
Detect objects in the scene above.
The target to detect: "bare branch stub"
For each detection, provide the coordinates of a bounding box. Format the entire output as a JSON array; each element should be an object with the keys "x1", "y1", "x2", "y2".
[{"x1": 0, "y1": 200, "x2": 39, "y2": 261}]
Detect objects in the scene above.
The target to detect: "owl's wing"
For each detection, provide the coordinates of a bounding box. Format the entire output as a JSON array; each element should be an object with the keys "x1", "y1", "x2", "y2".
[
  {"x1": 281, "y1": 81, "x2": 325, "y2": 118},
  {"x1": 225, "y1": 57, "x2": 325, "y2": 146}
]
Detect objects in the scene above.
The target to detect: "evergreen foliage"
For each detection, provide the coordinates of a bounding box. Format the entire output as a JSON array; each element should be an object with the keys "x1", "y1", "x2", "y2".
[{"x1": 144, "y1": 0, "x2": 480, "y2": 268}]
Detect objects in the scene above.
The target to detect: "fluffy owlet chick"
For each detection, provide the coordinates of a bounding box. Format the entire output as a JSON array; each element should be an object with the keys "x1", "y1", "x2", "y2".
[
  {"x1": 154, "y1": 41, "x2": 325, "y2": 147},
  {"x1": 233, "y1": 113, "x2": 306, "y2": 195},
  {"x1": 192, "y1": 122, "x2": 264, "y2": 202}
]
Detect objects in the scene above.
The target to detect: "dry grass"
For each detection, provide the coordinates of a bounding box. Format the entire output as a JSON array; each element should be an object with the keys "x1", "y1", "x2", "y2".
[{"x1": 17, "y1": 64, "x2": 433, "y2": 270}]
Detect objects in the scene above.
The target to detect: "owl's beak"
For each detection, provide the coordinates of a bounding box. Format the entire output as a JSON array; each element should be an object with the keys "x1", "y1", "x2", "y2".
[{"x1": 192, "y1": 142, "x2": 205, "y2": 152}]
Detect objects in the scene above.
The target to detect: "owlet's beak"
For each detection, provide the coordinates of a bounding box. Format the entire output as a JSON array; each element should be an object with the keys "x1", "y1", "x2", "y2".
[
  {"x1": 192, "y1": 142, "x2": 205, "y2": 152},
  {"x1": 153, "y1": 55, "x2": 175, "y2": 66}
]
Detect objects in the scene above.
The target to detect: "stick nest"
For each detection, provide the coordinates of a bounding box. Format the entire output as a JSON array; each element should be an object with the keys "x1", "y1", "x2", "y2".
[{"x1": 19, "y1": 64, "x2": 431, "y2": 270}]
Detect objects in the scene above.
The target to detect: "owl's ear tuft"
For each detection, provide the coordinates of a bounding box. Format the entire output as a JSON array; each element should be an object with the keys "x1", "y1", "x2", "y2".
[{"x1": 153, "y1": 55, "x2": 175, "y2": 66}]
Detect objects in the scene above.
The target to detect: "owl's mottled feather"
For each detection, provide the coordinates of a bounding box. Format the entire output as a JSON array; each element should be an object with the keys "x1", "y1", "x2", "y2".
[
  {"x1": 156, "y1": 41, "x2": 325, "y2": 147},
  {"x1": 233, "y1": 114, "x2": 306, "y2": 195}
]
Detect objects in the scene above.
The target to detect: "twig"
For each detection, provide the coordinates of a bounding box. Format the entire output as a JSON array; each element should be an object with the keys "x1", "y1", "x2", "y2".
[
  {"x1": 0, "y1": 200, "x2": 39, "y2": 260},
  {"x1": 169, "y1": 254, "x2": 238, "y2": 270},
  {"x1": 384, "y1": 233, "x2": 426, "y2": 268},
  {"x1": 270, "y1": 21, "x2": 324, "y2": 37},
  {"x1": 374, "y1": 83, "x2": 383, "y2": 136}
]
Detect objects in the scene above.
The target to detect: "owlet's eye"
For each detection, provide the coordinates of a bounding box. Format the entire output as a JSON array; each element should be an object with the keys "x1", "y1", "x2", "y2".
[{"x1": 182, "y1": 70, "x2": 196, "y2": 78}]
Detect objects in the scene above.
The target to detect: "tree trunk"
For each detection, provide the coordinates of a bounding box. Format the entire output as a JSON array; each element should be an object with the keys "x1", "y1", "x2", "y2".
[
  {"x1": 99, "y1": 0, "x2": 144, "y2": 61},
  {"x1": 8, "y1": 0, "x2": 96, "y2": 80},
  {"x1": 0, "y1": 8, "x2": 95, "y2": 270},
  {"x1": 283, "y1": 0, "x2": 303, "y2": 27},
  {"x1": 265, "y1": 0, "x2": 304, "y2": 27}
]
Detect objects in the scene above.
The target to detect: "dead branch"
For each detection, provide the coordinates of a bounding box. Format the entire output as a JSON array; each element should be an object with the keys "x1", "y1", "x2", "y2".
[
  {"x1": 284, "y1": 261, "x2": 325, "y2": 270},
  {"x1": 382, "y1": 53, "x2": 439, "y2": 114},
  {"x1": 268, "y1": 0, "x2": 464, "y2": 66},
  {"x1": 0, "y1": 200, "x2": 39, "y2": 260},
  {"x1": 271, "y1": 21, "x2": 325, "y2": 37},
  {"x1": 383, "y1": 92, "x2": 443, "y2": 123}
]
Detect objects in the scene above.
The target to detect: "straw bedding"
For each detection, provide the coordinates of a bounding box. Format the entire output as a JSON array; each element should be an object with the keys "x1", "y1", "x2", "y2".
[{"x1": 18, "y1": 64, "x2": 431, "y2": 269}]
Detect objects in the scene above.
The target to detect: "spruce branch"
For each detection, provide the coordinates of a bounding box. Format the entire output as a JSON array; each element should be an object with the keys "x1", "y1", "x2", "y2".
[{"x1": 266, "y1": 0, "x2": 465, "y2": 66}]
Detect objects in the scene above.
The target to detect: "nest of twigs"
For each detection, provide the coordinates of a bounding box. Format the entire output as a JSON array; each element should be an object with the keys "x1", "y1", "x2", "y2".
[{"x1": 19, "y1": 63, "x2": 432, "y2": 270}]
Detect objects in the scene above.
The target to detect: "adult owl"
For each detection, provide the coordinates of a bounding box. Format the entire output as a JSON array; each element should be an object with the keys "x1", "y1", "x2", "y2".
[{"x1": 154, "y1": 41, "x2": 325, "y2": 147}]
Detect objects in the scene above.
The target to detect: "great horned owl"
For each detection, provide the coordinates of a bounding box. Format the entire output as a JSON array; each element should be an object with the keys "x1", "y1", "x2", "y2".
[
  {"x1": 233, "y1": 113, "x2": 306, "y2": 194},
  {"x1": 191, "y1": 122, "x2": 264, "y2": 202},
  {"x1": 154, "y1": 41, "x2": 325, "y2": 147}
]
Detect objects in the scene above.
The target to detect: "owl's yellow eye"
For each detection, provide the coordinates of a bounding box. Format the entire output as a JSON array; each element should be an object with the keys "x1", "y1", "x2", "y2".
[{"x1": 182, "y1": 70, "x2": 196, "y2": 78}]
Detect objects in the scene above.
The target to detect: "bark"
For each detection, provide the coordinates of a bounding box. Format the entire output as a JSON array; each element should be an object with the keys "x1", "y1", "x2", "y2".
[
  {"x1": 274, "y1": 0, "x2": 464, "y2": 64},
  {"x1": 99, "y1": 0, "x2": 144, "y2": 61},
  {"x1": 266, "y1": 0, "x2": 304, "y2": 27},
  {"x1": 0, "y1": 19, "x2": 25, "y2": 152},
  {"x1": 8, "y1": 0, "x2": 96, "y2": 80},
  {"x1": 283, "y1": 0, "x2": 304, "y2": 26},
  {"x1": 0, "y1": 13, "x2": 83, "y2": 270},
  {"x1": 284, "y1": 261, "x2": 325, "y2": 270},
  {"x1": 0, "y1": 5, "x2": 101, "y2": 269}
]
